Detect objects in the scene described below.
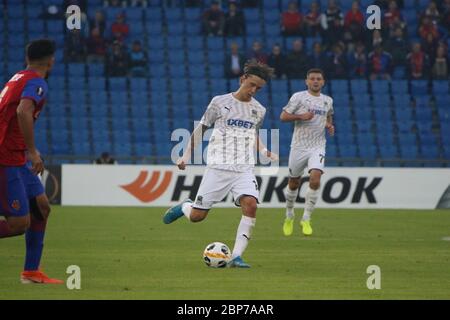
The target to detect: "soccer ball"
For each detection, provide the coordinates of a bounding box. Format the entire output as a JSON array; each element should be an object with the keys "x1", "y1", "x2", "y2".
[{"x1": 203, "y1": 242, "x2": 231, "y2": 268}]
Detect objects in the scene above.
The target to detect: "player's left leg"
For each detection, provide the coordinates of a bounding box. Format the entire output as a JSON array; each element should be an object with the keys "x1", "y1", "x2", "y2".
[
  {"x1": 20, "y1": 166, "x2": 63, "y2": 284},
  {"x1": 300, "y1": 150, "x2": 325, "y2": 236}
]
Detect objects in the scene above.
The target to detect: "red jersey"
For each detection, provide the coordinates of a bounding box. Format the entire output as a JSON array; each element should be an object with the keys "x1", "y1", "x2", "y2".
[{"x1": 0, "y1": 70, "x2": 47, "y2": 166}]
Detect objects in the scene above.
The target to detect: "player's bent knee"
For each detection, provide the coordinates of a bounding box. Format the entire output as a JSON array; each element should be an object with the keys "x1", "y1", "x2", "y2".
[
  {"x1": 8, "y1": 219, "x2": 30, "y2": 235},
  {"x1": 288, "y1": 178, "x2": 301, "y2": 190},
  {"x1": 240, "y1": 197, "x2": 258, "y2": 215}
]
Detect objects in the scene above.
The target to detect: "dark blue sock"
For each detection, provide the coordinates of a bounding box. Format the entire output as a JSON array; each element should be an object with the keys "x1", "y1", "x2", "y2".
[{"x1": 24, "y1": 217, "x2": 47, "y2": 271}]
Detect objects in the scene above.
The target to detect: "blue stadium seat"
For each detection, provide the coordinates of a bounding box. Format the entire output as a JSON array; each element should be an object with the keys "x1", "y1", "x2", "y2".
[
  {"x1": 359, "y1": 145, "x2": 377, "y2": 159},
  {"x1": 391, "y1": 80, "x2": 409, "y2": 95},
  {"x1": 189, "y1": 65, "x2": 206, "y2": 78},
  {"x1": 393, "y1": 95, "x2": 411, "y2": 108},
  {"x1": 208, "y1": 51, "x2": 225, "y2": 64},
  {"x1": 398, "y1": 133, "x2": 416, "y2": 146},
  {"x1": 371, "y1": 80, "x2": 390, "y2": 95},
  {"x1": 396, "y1": 120, "x2": 414, "y2": 133},
  {"x1": 191, "y1": 79, "x2": 208, "y2": 93},
  {"x1": 171, "y1": 92, "x2": 189, "y2": 105},
  {"x1": 90, "y1": 104, "x2": 109, "y2": 118},
  {"x1": 432, "y1": 81, "x2": 449, "y2": 95},
  {"x1": 87, "y1": 77, "x2": 106, "y2": 91},
  {"x1": 145, "y1": 8, "x2": 162, "y2": 20},
  {"x1": 415, "y1": 107, "x2": 433, "y2": 122},
  {"x1": 331, "y1": 80, "x2": 349, "y2": 94},
  {"x1": 168, "y1": 65, "x2": 187, "y2": 78},
  {"x1": 148, "y1": 49, "x2": 165, "y2": 64},
  {"x1": 350, "y1": 79, "x2": 369, "y2": 94},
  {"x1": 410, "y1": 80, "x2": 429, "y2": 95},
  {"x1": 185, "y1": 8, "x2": 201, "y2": 21},
  {"x1": 340, "y1": 145, "x2": 358, "y2": 158},
  {"x1": 167, "y1": 22, "x2": 184, "y2": 36},
  {"x1": 379, "y1": 145, "x2": 398, "y2": 158},
  {"x1": 167, "y1": 51, "x2": 185, "y2": 64},
  {"x1": 186, "y1": 37, "x2": 204, "y2": 51},
  {"x1": 352, "y1": 94, "x2": 371, "y2": 108},
  {"x1": 419, "y1": 132, "x2": 437, "y2": 146},
  {"x1": 420, "y1": 145, "x2": 440, "y2": 160},
  {"x1": 167, "y1": 36, "x2": 184, "y2": 49},
  {"x1": 399, "y1": 145, "x2": 419, "y2": 159},
  {"x1": 354, "y1": 108, "x2": 372, "y2": 121},
  {"x1": 130, "y1": 78, "x2": 148, "y2": 92},
  {"x1": 394, "y1": 107, "x2": 414, "y2": 121}
]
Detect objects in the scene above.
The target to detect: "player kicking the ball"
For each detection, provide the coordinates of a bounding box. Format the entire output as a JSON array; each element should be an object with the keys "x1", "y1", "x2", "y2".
[
  {"x1": 163, "y1": 60, "x2": 278, "y2": 268},
  {"x1": 280, "y1": 68, "x2": 334, "y2": 236},
  {"x1": 0, "y1": 39, "x2": 63, "y2": 283}
]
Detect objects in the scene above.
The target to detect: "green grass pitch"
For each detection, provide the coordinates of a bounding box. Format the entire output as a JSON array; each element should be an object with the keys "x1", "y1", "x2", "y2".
[{"x1": 1, "y1": 206, "x2": 449, "y2": 299}]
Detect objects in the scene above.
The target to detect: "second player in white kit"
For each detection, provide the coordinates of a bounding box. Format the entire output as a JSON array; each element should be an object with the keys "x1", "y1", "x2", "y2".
[
  {"x1": 163, "y1": 61, "x2": 278, "y2": 268},
  {"x1": 280, "y1": 69, "x2": 335, "y2": 236}
]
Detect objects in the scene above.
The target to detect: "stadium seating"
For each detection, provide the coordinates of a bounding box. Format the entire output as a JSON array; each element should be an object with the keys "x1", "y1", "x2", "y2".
[{"x1": 1, "y1": 0, "x2": 447, "y2": 167}]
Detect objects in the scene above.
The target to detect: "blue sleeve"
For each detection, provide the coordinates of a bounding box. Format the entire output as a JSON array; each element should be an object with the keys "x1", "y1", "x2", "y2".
[{"x1": 21, "y1": 78, "x2": 48, "y2": 105}]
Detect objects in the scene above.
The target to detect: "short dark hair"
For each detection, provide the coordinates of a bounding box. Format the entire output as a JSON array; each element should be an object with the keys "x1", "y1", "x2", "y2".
[
  {"x1": 26, "y1": 39, "x2": 56, "y2": 62},
  {"x1": 243, "y1": 59, "x2": 274, "y2": 82},
  {"x1": 306, "y1": 68, "x2": 325, "y2": 79}
]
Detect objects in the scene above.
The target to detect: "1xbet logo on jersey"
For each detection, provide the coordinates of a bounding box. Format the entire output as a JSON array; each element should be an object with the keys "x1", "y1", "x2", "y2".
[{"x1": 227, "y1": 119, "x2": 254, "y2": 129}]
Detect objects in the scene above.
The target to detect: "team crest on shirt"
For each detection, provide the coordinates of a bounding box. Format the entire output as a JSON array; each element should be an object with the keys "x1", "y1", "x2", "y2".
[
  {"x1": 11, "y1": 200, "x2": 21, "y2": 211},
  {"x1": 36, "y1": 87, "x2": 44, "y2": 97}
]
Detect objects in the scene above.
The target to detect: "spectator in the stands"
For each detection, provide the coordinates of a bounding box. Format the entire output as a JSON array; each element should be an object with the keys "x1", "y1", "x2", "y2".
[
  {"x1": 368, "y1": 29, "x2": 384, "y2": 52},
  {"x1": 247, "y1": 40, "x2": 268, "y2": 64},
  {"x1": 281, "y1": 1, "x2": 304, "y2": 36},
  {"x1": 267, "y1": 44, "x2": 287, "y2": 79},
  {"x1": 224, "y1": 1, "x2": 246, "y2": 36},
  {"x1": 64, "y1": 0, "x2": 87, "y2": 12},
  {"x1": 87, "y1": 27, "x2": 108, "y2": 63},
  {"x1": 348, "y1": 42, "x2": 367, "y2": 78},
  {"x1": 95, "y1": 152, "x2": 117, "y2": 164},
  {"x1": 329, "y1": 43, "x2": 348, "y2": 79},
  {"x1": 406, "y1": 42, "x2": 430, "y2": 80},
  {"x1": 386, "y1": 27, "x2": 408, "y2": 66},
  {"x1": 225, "y1": 42, "x2": 245, "y2": 78},
  {"x1": 422, "y1": 32, "x2": 439, "y2": 62},
  {"x1": 368, "y1": 45, "x2": 392, "y2": 80},
  {"x1": 386, "y1": 14, "x2": 407, "y2": 39},
  {"x1": 129, "y1": 40, "x2": 148, "y2": 77},
  {"x1": 344, "y1": 1, "x2": 365, "y2": 44},
  {"x1": 422, "y1": 0, "x2": 440, "y2": 25},
  {"x1": 202, "y1": 1, "x2": 225, "y2": 36},
  {"x1": 106, "y1": 40, "x2": 129, "y2": 77},
  {"x1": 309, "y1": 42, "x2": 330, "y2": 71},
  {"x1": 419, "y1": 16, "x2": 440, "y2": 43},
  {"x1": 442, "y1": 0, "x2": 450, "y2": 32},
  {"x1": 65, "y1": 29, "x2": 87, "y2": 62},
  {"x1": 304, "y1": 1, "x2": 321, "y2": 37},
  {"x1": 90, "y1": 10, "x2": 106, "y2": 37},
  {"x1": 431, "y1": 45, "x2": 449, "y2": 79},
  {"x1": 320, "y1": 0, "x2": 344, "y2": 46},
  {"x1": 285, "y1": 39, "x2": 309, "y2": 78},
  {"x1": 241, "y1": 0, "x2": 259, "y2": 7},
  {"x1": 130, "y1": 0, "x2": 148, "y2": 7},
  {"x1": 111, "y1": 12, "x2": 130, "y2": 44},
  {"x1": 383, "y1": 0, "x2": 403, "y2": 29}
]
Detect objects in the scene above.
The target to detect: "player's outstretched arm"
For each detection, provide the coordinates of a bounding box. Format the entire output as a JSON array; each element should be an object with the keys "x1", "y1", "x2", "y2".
[
  {"x1": 17, "y1": 99, "x2": 44, "y2": 175},
  {"x1": 280, "y1": 110, "x2": 314, "y2": 122},
  {"x1": 326, "y1": 115, "x2": 335, "y2": 136},
  {"x1": 177, "y1": 123, "x2": 208, "y2": 170}
]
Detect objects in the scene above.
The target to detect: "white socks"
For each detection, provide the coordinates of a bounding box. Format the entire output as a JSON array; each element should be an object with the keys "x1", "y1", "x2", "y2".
[
  {"x1": 232, "y1": 216, "x2": 256, "y2": 259},
  {"x1": 182, "y1": 202, "x2": 192, "y2": 220},
  {"x1": 302, "y1": 187, "x2": 319, "y2": 221},
  {"x1": 285, "y1": 187, "x2": 297, "y2": 219}
]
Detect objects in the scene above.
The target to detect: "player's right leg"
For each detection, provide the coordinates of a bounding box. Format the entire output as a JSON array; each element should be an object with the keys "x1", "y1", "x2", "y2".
[
  {"x1": 0, "y1": 166, "x2": 30, "y2": 238},
  {"x1": 163, "y1": 168, "x2": 233, "y2": 224},
  {"x1": 283, "y1": 148, "x2": 308, "y2": 236}
]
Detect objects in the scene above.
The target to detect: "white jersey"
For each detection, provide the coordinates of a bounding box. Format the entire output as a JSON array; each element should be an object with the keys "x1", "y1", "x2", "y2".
[
  {"x1": 283, "y1": 90, "x2": 333, "y2": 150},
  {"x1": 200, "y1": 93, "x2": 266, "y2": 172}
]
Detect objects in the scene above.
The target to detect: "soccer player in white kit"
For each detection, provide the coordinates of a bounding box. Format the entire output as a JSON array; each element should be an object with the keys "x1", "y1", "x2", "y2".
[
  {"x1": 280, "y1": 68, "x2": 335, "y2": 236},
  {"x1": 163, "y1": 61, "x2": 278, "y2": 268}
]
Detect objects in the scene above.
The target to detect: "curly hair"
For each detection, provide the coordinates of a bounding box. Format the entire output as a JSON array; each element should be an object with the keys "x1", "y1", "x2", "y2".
[{"x1": 243, "y1": 59, "x2": 275, "y2": 82}]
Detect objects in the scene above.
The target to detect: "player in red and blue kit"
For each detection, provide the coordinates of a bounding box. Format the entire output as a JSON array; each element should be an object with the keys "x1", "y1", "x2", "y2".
[{"x1": 0, "y1": 39, "x2": 62, "y2": 284}]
